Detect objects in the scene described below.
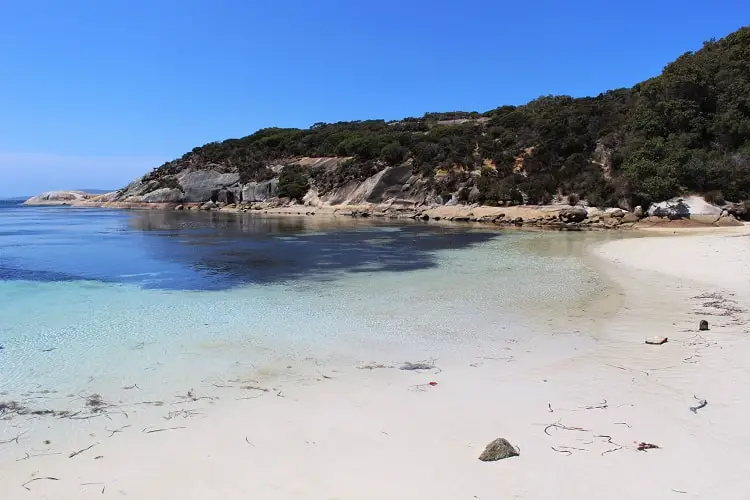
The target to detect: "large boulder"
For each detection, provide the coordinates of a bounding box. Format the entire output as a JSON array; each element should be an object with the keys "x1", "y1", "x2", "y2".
[
  {"x1": 242, "y1": 180, "x2": 279, "y2": 202},
  {"x1": 649, "y1": 199, "x2": 691, "y2": 220},
  {"x1": 621, "y1": 212, "x2": 639, "y2": 223},
  {"x1": 176, "y1": 170, "x2": 240, "y2": 203},
  {"x1": 142, "y1": 188, "x2": 184, "y2": 203},
  {"x1": 723, "y1": 202, "x2": 747, "y2": 220},
  {"x1": 716, "y1": 212, "x2": 743, "y2": 226},
  {"x1": 559, "y1": 206, "x2": 587, "y2": 223},
  {"x1": 649, "y1": 195, "x2": 723, "y2": 220},
  {"x1": 606, "y1": 208, "x2": 626, "y2": 218},
  {"x1": 586, "y1": 207, "x2": 602, "y2": 218}
]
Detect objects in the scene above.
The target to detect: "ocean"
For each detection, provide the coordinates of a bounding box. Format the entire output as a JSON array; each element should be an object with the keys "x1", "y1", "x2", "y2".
[{"x1": 0, "y1": 201, "x2": 611, "y2": 404}]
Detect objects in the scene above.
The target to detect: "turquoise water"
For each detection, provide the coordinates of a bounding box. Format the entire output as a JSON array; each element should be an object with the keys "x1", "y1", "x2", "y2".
[{"x1": 0, "y1": 202, "x2": 608, "y2": 402}]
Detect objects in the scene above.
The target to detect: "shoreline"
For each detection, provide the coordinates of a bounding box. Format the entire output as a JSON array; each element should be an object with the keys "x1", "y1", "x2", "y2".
[
  {"x1": 2, "y1": 228, "x2": 750, "y2": 498},
  {"x1": 20, "y1": 197, "x2": 747, "y2": 232}
]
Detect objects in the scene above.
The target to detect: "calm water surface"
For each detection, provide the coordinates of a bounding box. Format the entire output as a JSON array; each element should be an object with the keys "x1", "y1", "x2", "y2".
[{"x1": 0, "y1": 201, "x2": 610, "y2": 400}]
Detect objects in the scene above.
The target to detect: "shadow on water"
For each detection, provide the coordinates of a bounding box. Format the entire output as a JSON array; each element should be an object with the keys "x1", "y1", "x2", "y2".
[
  {"x1": 125, "y1": 211, "x2": 500, "y2": 289},
  {"x1": 0, "y1": 206, "x2": 500, "y2": 290}
]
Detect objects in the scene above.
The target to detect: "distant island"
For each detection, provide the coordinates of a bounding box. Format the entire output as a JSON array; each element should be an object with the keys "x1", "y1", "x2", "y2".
[{"x1": 26, "y1": 27, "x2": 750, "y2": 227}]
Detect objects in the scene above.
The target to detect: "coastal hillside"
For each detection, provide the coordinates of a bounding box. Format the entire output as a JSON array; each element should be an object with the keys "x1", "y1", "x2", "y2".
[{"x1": 62, "y1": 28, "x2": 750, "y2": 211}]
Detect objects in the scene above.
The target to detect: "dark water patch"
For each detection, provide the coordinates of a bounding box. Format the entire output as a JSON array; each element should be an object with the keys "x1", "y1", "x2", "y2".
[
  {"x1": 0, "y1": 265, "x2": 112, "y2": 283},
  {"x1": 0, "y1": 207, "x2": 500, "y2": 290}
]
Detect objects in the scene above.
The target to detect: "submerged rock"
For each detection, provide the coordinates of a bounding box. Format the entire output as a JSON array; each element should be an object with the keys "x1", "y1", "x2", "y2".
[{"x1": 478, "y1": 438, "x2": 519, "y2": 462}]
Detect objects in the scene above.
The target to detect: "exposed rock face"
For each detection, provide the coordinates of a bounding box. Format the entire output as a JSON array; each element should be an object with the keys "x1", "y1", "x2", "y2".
[
  {"x1": 621, "y1": 212, "x2": 639, "y2": 224},
  {"x1": 716, "y1": 212, "x2": 742, "y2": 226},
  {"x1": 723, "y1": 202, "x2": 747, "y2": 220},
  {"x1": 649, "y1": 200, "x2": 691, "y2": 220},
  {"x1": 478, "y1": 438, "x2": 519, "y2": 462},
  {"x1": 648, "y1": 196, "x2": 724, "y2": 220},
  {"x1": 320, "y1": 165, "x2": 426, "y2": 207},
  {"x1": 176, "y1": 170, "x2": 240, "y2": 203},
  {"x1": 142, "y1": 188, "x2": 184, "y2": 203},
  {"x1": 559, "y1": 206, "x2": 587, "y2": 223},
  {"x1": 242, "y1": 180, "x2": 278, "y2": 202},
  {"x1": 23, "y1": 191, "x2": 94, "y2": 205},
  {"x1": 606, "y1": 208, "x2": 626, "y2": 218}
]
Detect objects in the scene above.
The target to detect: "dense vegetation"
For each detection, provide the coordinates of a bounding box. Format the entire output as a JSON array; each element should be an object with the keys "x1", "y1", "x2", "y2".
[
  {"x1": 152, "y1": 27, "x2": 750, "y2": 208},
  {"x1": 276, "y1": 164, "x2": 309, "y2": 201}
]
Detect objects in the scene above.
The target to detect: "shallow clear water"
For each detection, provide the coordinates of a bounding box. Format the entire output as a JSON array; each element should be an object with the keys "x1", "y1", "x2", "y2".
[{"x1": 0, "y1": 202, "x2": 610, "y2": 401}]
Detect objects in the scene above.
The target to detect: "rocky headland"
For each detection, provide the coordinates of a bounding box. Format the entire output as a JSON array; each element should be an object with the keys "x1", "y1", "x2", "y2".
[{"x1": 24, "y1": 28, "x2": 750, "y2": 231}]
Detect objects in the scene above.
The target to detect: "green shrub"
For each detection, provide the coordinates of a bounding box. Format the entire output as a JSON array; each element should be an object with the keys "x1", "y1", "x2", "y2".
[{"x1": 277, "y1": 164, "x2": 309, "y2": 201}]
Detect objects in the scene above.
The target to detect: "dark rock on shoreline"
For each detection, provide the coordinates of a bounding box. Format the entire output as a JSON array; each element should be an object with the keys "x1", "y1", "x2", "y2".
[{"x1": 559, "y1": 206, "x2": 587, "y2": 223}]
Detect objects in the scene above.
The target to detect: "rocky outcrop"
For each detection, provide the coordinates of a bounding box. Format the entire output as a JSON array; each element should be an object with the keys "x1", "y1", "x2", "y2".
[
  {"x1": 319, "y1": 165, "x2": 428, "y2": 207},
  {"x1": 176, "y1": 170, "x2": 240, "y2": 203},
  {"x1": 142, "y1": 188, "x2": 184, "y2": 203},
  {"x1": 605, "y1": 208, "x2": 626, "y2": 218},
  {"x1": 645, "y1": 195, "x2": 743, "y2": 226},
  {"x1": 649, "y1": 200, "x2": 691, "y2": 219},
  {"x1": 621, "y1": 212, "x2": 639, "y2": 224},
  {"x1": 24, "y1": 191, "x2": 97, "y2": 205},
  {"x1": 21, "y1": 159, "x2": 743, "y2": 234},
  {"x1": 723, "y1": 202, "x2": 748, "y2": 220},
  {"x1": 242, "y1": 180, "x2": 278, "y2": 202}
]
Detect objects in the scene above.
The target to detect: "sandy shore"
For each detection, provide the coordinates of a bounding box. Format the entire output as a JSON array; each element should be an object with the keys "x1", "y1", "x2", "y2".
[{"x1": 2, "y1": 227, "x2": 750, "y2": 498}]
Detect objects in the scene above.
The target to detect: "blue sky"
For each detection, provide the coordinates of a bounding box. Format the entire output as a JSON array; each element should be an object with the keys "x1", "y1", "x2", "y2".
[{"x1": 0, "y1": 1, "x2": 747, "y2": 197}]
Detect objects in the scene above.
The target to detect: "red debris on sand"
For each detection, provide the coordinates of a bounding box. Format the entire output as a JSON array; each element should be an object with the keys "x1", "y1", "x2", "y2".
[{"x1": 428, "y1": 381, "x2": 438, "y2": 386}]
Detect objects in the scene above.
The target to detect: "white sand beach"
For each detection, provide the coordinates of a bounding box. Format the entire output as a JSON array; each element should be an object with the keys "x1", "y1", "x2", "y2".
[{"x1": 2, "y1": 227, "x2": 750, "y2": 499}]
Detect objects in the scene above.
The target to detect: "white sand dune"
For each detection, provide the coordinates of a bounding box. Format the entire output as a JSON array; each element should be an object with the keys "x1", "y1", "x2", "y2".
[{"x1": 2, "y1": 228, "x2": 750, "y2": 499}]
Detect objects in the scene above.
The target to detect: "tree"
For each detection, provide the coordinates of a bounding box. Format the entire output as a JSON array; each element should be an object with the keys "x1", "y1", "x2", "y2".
[
  {"x1": 380, "y1": 142, "x2": 407, "y2": 165},
  {"x1": 277, "y1": 164, "x2": 309, "y2": 201}
]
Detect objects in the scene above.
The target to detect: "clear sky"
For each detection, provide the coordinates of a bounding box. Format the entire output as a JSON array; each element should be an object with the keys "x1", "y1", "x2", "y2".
[{"x1": 0, "y1": 1, "x2": 747, "y2": 197}]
